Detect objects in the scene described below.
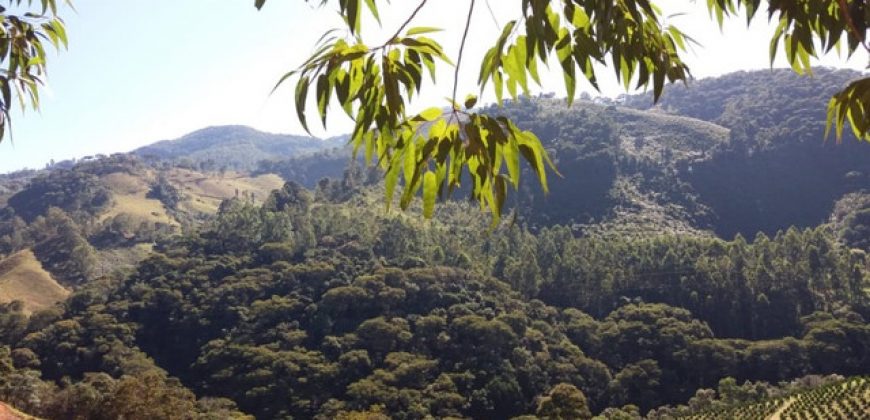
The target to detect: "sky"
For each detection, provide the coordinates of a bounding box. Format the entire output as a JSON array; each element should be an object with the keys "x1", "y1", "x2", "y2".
[{"x1": 0, "y1": 0, "x2": 866, "y2": 173}]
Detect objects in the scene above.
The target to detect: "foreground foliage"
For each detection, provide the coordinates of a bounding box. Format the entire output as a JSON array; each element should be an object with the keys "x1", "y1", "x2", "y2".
[
  {"x1": 0, "y1": 67, "x2": 866, "y2": 417},
  {"x1": 0, "y1": 0, "x2": 69, "y2": 141},
  {"x1": 255, "y1": 0, "x2": 870, "y2": 221}
]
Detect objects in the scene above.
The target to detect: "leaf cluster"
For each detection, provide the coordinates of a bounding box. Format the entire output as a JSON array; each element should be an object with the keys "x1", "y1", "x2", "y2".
[
  {"x1": 0, "y1": 0, "x2": 69, "y2": 140},
  {"x1": 706, "y1": 0, "x2": 870, "y2": 142},
  {"x1": 257, "y1": 0, "x2": 870, "y2": 220}
]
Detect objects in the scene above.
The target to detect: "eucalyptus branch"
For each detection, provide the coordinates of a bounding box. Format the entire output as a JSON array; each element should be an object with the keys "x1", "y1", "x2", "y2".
[
  {"x1": 373, "y1": 0, "x2": 429, "y2": 51},
  {"x1": 452, "y1": 0, "x2": 475, "y2": 108},
  {"x1": 837, "y1": 0, "x2": 870, "y2": 51}
]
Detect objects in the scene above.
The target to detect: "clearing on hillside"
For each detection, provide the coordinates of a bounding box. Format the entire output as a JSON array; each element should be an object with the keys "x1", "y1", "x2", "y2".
[
  {"x1": 99, "y1": 172, "x2": 178, "y2": 227},
  {"x1": 168, "y1": 169, "x2": 284, "y2": 213},
  {"x1": 0, "y1": 249, "x2": 69, "y2": 314}
]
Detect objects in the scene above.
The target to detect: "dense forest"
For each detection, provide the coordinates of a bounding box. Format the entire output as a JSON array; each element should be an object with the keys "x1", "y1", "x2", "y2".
[{"x1": 0, "y1": 69, "x2": 867, "y2": 419}]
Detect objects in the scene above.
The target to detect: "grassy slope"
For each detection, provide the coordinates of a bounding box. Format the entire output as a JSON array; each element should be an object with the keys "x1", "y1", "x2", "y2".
[
  {"x1": 168, "y1": 169, "x2": 284, "y2": 214},
  {"x1": 100, "y1": 172, "x2": 178, "y2": 226},
  {"x1": 0, "y1": 166, "x2": 285, "y2": 312},
  {"x1": 0, "y1": 402, "x2": 40, "y2": 420},
  {"x1": 0, "y1": 249, "x2": 69, "y2": 314},
  {"x1": 98, "y1": 169, "x2": 285, "y2": 224}
]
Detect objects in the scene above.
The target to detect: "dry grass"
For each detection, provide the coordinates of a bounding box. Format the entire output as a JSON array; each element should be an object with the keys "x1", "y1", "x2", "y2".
[
  {"x1": 101, "y1": 172, "x2": 149, "y2": 194},
  {"x1": 100, "y1": 193, "x2": 178, "y2": 226},
  {"x1": 98, "y1": 170, "x2": 180, "y2": 226},
  {"x1": 169, "y1": 169, "x2": 284, "y2": 214},
  {"x1": 0, "y1": 249, "x2": 69, "y2": 314},
  {"x1": 97, "y1": 168, "x2": 286, "y2": 223},
  {"x1": 0, "y1": 402, "x2": 41, "y2": 419},
  {"x1": 188, "y1": 173, "x2": 283, "y2": 199}
]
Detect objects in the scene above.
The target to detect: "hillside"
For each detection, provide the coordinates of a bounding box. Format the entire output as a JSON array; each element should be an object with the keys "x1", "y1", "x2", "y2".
[
  {"x1": 623, "y1": 68, "x2": 870, "y2": 238},
  {"x1": 132, "y1": 125, "x2": 342, "y2": 171},
  {"x1": 0, "y1": 68, "x2": 866, "y2": 419},
  {"x1": 0, "y1": 249, "x2": 69, "y2": 314},
  {"x1": 487, "y1": 98, "x2": 729, "y2": 235},
  {"x1": 258, "y1": 69, "x2": 869, "y2": 239},
  {"x1": 0, "y1": 402, "x2": 39, "y2": 420},
  {"x1": 0, "y1": 154, "x2": 295, "y2": 289},
  {"x1": 675, "y1": 376, "x2": 870, "y2": 420},
  {"x1": 0, "y1": 68, "x2": 865, "y2": 302},
  {"x1": 5, "y1": 69, "x2": 864, "y2": 242},
  {"x1": 0, "y1": 179, "x2": 865, "y2": 418},
  {"x1": 166, "y1": 168, "x2": 285, "y2": 214}
]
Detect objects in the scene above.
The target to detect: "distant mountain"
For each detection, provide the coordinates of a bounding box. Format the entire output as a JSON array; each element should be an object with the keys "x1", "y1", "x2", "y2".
[
  {"x1": 625, "y1": 68, "x2": 870, "y2": 238},
  {"x1": 258, "y1": 68, "x2": 870, "y2": 239},
  {"x1": 5, "y1": 69, "x2": 869, "y2": 243},
  {"x1": 132, "y1": 125, "x2": 342, "y2": 171}
]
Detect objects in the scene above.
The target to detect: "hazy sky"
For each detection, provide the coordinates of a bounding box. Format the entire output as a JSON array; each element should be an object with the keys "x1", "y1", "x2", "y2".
[{"x1": 0, "y1": 0, "x2": 866, "y2": 173}]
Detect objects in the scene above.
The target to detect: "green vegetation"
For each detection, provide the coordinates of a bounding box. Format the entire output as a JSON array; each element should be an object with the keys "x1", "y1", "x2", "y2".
[
  {"x1": 260, "y1": 69, "x2": 870, "y2": 238},
  {"x1": 0, "y1": 68, "x2": 866, "y2": 418},
  {"x1": 669, "y1": 376, "x2": 870, "y2": 420},
  {"x1": 0, "y1": 174, "x2": 866, "y2": 418},
  {"x1": 6, "y1": 169, "x2": 111, "y2": 223},
  {"x1": 0, "y1": 0, "x2": 70, "y2": 141},
  {"x1": 256, "y1": 0, "x2": 870, "y2": 220}
]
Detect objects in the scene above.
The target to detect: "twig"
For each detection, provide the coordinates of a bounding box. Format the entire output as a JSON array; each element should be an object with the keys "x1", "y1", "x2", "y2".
[
  {"x1": 452, "y1": 0, "x2": 476, "y2": 108},
  {"x1": 837, "y1": 0, "x2": 870, "y2": 51},
  {"x1": 376, "y1": 0, "x2": 429, "y2": 50},
  {"x1": 484, "y1": 0, "x2": 500, "y2": 28}
]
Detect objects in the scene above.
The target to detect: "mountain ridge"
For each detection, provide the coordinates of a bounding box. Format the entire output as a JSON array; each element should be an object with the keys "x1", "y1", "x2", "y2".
[{"x1": 131, "y1": 124, "x2": 343, "y2": 171}]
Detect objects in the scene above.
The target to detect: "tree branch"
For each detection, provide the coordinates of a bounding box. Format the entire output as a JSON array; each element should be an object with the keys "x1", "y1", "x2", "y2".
[
  {"x1": 837, "y1": 0, "x2": 870, "y2": 52},
  {"x1": 377, "y1": 0, "x2": 429, "y2": 50},
  {"x1": 452, "y1": 0, "x2": 476, "y2": 108}
]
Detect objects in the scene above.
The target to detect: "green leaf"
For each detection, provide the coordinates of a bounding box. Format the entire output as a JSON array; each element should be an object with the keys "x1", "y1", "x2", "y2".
[
  {"x1": 505, "y1": 134, "x2": 520, "y2": 188},
  {"x1": 406, "y1": 27, "x2": 442, "y2": 35},
  {"x1": 404, "y1": 134, "x2": 416, "y2": 183},
  {"x1": 416, "y1": 107, "x2": 443, "y2": 121},
  {"x1": 494, "y1": 175, "x2": 507, "y2": 218},
  {"x1": 295, "y1": 76, "x2": 311, "y2": 134},
  {"x1": 364, "y1": 0, "x2": 380, "y2": 24},
  {"x1": 346, "y1": 0, "x2": 361, "y2": 34},
  {"x1": 384, "y1": 157, "x2": 400, "y2": 211},
  {"x1": 422, "y1": 170, "x2": 437, "y2": 218},
  {"x1": 316, "y1": 73, "x2": 331, "y2": 127},
  {"x1": 493, "y1": 70, "x2": 505, "y2": 105},
  {"x1": 464, "y1": 94, "x2": 478, "y2": 109}
]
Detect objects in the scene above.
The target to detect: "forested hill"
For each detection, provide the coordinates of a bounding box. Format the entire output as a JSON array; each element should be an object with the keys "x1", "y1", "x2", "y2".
[
  {"x1": 0, "y1": 70, "x2": 867, "y2": 419},
  {"x1": 0, "y1": 176, "x2": 867, "y2": 419},
  {"x1": 623, "y1": 67, "x2": 860, "y2": 139},
  {"x1": 132, "y1": 125, "x2": 343, "y2": 171},
  {"x1": 622, "y1": 68, "x2": 870, "y2": 238},
  {"x1": 3, "y1": 68, "x2": 867, "y2": 246},
  {"x1": 258, "y1": 68, "x2": 870, "y2": 239},
  {"x1": 14, "y1": 68, "x2": 865, "y2": 242}
]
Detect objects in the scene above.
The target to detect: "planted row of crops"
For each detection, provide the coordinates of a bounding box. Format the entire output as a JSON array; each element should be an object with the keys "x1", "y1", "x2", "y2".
[
  {"x1": 781, "y1": 377, "x2": 869, "y2": 420},
  {"x1": 680, "y1": 377, "x2": 869, "y2": 420}
]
